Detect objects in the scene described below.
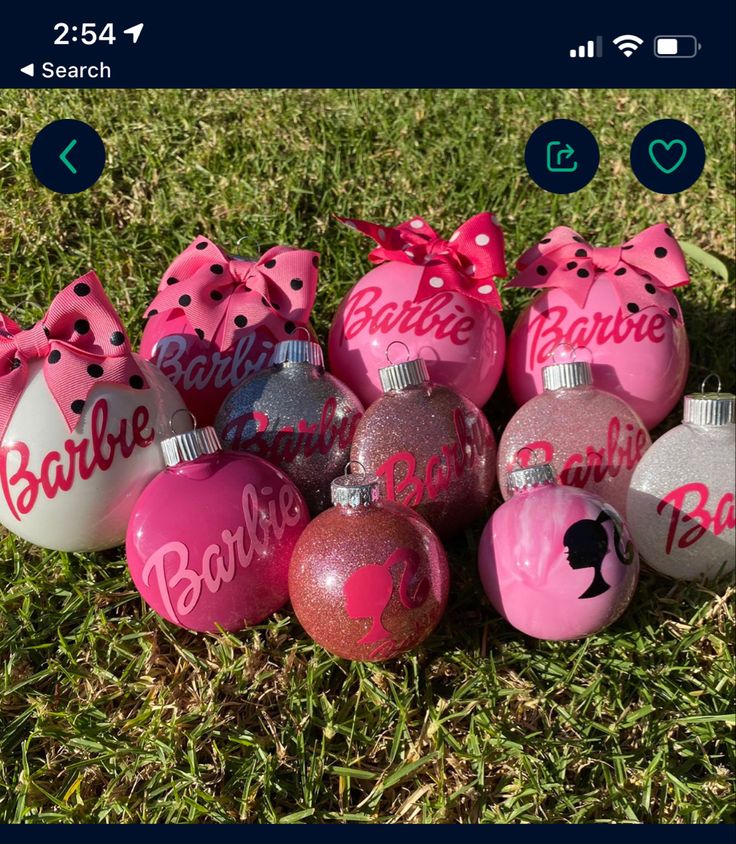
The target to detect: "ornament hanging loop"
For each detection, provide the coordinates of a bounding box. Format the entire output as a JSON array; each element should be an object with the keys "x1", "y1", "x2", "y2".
[
  {"x1": 386, "y1": 340, "x2": 411, "y2": 365},
  {"x1": 170, "y1": 408, "x2": 197, "y2": 434},
  {"x1": 515, "y1": 446, "x2": 544, "y2": 469},
  {"x1": 573, "y1": 345, "x2": 594, "y2": 365},
  {"x1": 701, "y1": 373, "x2": 722, "y2": 395},
  {"x1": 344, "y1": 460, "x2": 366, "y2": 477},
  {"x1": 547, "y1": 343, "x2": 576, "y2": 365},
  {"x1": 294, "y1": 325, "x2": 312, "y2": 342}
]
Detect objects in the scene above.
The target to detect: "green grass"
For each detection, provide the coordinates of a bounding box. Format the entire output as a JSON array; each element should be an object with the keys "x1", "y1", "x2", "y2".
[{"x1": 0, "y1": 89, "x2": 734, "y2": 823}]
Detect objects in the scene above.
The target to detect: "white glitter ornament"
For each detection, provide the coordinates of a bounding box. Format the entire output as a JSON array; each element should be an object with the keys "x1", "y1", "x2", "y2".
[{"x1": 626, "y1": 376, "x2": 735, "y2": 581}]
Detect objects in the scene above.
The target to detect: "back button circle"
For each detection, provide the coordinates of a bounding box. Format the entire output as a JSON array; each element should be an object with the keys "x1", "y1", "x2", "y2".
[{"x1": 30, "y1": 119, "x2": 106, "y2": 195}]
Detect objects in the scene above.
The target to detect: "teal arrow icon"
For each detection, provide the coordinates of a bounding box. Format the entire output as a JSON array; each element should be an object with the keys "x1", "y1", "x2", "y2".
[
  {"x1": 546, "y1": 140, "x2": 578, "y2": 172},
  {"x1": 59, "y1": 139, "x2": 78, "y2": 174}
]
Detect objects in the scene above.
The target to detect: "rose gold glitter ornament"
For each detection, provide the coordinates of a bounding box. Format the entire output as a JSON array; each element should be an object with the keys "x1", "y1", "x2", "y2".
[
  {"x1": 350, "y1": 344, "x2": 496, "y2": 538},
  {"x1": 289, "y1": 464, "x2": 450, "y2": 661}
]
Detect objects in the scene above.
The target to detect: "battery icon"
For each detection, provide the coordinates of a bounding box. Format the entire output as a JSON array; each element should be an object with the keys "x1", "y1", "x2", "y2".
[{"x1": 654, "y1": 35, "x2": 701, "y2": 58}]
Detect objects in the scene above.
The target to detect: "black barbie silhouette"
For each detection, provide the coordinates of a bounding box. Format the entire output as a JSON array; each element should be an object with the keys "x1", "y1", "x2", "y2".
[{"x1": 563, "y1": 509, "x2": 634, "y2": 599}]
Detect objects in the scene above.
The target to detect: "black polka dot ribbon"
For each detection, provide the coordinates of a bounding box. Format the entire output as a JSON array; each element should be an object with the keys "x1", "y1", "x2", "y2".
[
  {"x1": 338, "y1": 213, "x2": 507, "y2": 310},
  {"x1": 508, "y1": 223, "x2": 690, "y2": 324},
  {"x1": 143, "y1": 236, "x2": 319, "y2": 349},
  {"x1": 0, "y1": 271, "x2": 148, "y2": 439}
]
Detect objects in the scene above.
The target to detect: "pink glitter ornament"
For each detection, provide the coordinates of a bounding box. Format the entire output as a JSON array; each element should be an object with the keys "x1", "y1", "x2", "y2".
[
  {"x1": 289, "y1": 466, "x2": 449, "y2": 661},
  {"x1": 350, "y1": 347, "x2": 496, "y2": 539},
  {"x1": 328, "y1": 213, "x2": 507, "y2": 408},
  {"x1": 627, "y1": 378, "x2": 735, "y2": 581},
  {"x1": 126, "y1": 419, "x2": 309, "y2": 633},
  {"x1": 478, "y1": 459, "x2": 639, "y2": 640},
  {"x1": 497, "y1": 349, "x2": 651, "y2": 517},
  {"x1": 140, "y1": 237, "x2": 320, "y2": 426},
  {"x1": 505, "y1": 224, "x2": 690, "y2": 429}
]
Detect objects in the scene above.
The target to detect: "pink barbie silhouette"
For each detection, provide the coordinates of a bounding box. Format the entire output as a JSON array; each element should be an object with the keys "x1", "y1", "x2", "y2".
[{"x1": 344, "y1": 548, "x2": 429, "y2": 645}]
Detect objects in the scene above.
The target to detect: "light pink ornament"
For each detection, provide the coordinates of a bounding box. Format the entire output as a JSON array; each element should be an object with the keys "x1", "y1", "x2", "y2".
[
  {"x1": 497, "y1": 353, "x2": 651, "y2": 517},
  {"x1": 328, "y1": 214, "x2": 506, "y2": 408},
  {"x1": 505, "y1": 224, "x2": 690, "y2": 429},
  {"x1": 140, "y1": 237, "x2": 319, "y2": 426},
  {"x1": 126, "y1": 424, "x2": 309, "y2": 633},
  {"x1": 478, "y1": 461, "x2": 639, "y2": 640},
  {"x1": 627, "y1": 380, "x2": 735, "y2": 581}
]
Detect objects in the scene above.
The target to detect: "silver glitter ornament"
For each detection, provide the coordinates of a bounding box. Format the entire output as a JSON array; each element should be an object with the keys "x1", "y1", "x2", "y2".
[
  {"x1": 626, "y1": 375, "x2": 735, "y2": 581},
  {"x1": 215, "y1": 336, "x2": 364, "y2": 514}
]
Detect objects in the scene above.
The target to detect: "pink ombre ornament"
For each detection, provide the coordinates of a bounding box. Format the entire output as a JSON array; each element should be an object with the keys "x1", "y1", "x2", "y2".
[
  {"x1": 126, "y1": 423, "x2": 309, "y2": 633},
  {"x1": 627, "y1": 380, "x2": 735, "y2": 581},
  {"x1": 505, "y1": 224, "x2": 690, "y2": 429},
  {"x1": 497, "y1": 352, "x2": 651, "y2": 517},
  {"x1": 140, "y1": 237, "x2": 320, "y2": 426},
  {"x1": 478, "y1": 460, "x2": 639, "y2": 640},
  {"x1": 328, "y1": 213, "x2": 507, "y2": 408}
]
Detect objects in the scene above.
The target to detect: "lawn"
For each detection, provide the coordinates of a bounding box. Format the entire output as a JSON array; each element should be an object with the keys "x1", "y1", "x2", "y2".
[{"x1": 0, "y1": 88, "x2": 734, "y2": 823}]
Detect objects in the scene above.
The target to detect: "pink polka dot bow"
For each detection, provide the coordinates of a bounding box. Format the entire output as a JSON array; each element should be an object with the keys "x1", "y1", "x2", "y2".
[
  {"x1": 0, "y1": 271, "x2": 146, "y2": 441},
  {"x1": 508, "y1": 223, "x2": 690, "y2": 324},
  {"x1": 337, "y1": 213, "x2": 507, "y2": 310},
  {"x1": 144, "y1": 237, "x2": 320, "y2": 348}
]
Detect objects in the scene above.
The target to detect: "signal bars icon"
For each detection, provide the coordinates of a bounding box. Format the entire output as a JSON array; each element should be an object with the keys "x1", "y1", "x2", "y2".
[{"x1": 569, "y1": 36, "x2": 603, "y2": 58}]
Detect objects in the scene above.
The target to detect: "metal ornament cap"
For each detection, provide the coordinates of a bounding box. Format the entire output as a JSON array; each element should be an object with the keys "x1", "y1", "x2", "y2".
[
  {"x1": 542, "y1": 361, "x2": 593, "y2": 391},
  {"x1": 379, "y1": 358, "x2": 430, "y2": 393},
  {"x1": 507, "y1": 462, "x2": 558, "y2": 495},
  {"x1": 161, "y1": 426, "x2": 222, "y2": 467},
  {"x1": 683, "y1": 392, "x2": 736, "y2": 427},
  {"x1": 271, "y1": 339, "x2": 324, "y2": 367},
  {"x1": 330, "y1": 472, "x2": 380, "y2": 507}
]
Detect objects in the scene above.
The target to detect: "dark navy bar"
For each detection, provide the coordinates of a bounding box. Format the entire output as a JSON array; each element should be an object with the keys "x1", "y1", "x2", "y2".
[{"x1": 0, "y1": 2, "x2": 733, "y2": 88}]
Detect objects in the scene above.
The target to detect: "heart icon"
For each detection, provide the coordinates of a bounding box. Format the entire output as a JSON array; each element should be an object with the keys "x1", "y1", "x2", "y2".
[{"x1": 648, "y1": 138, "x2": 688, "y2": 174}]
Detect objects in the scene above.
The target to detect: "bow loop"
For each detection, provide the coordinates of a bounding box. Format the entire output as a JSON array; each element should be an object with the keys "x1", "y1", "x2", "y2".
[
  {"x1": 0, "y1": 271, "x2": 146, "y2": 442},
  {"x1": 338, "y1": 212, "x2": 507, "y2": 310},
  {"x1": 508, "y1": 223, "x2": 690, "y2": 323},
  {"x1": 145, "y1": 237, "x2": 319, "y2": 349}
]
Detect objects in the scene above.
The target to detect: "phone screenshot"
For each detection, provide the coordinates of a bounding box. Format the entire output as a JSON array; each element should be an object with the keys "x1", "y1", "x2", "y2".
[{"x1": 0, "y1": 4, "x2": 734, "y2": 829}]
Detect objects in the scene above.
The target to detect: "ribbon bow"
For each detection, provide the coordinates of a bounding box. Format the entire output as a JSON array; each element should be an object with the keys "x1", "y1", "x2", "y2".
[
  {"x1": 144, "y1": 237, "x2": 319, "y2": 349},
  {"x1": 507, "y1": 223, "x2": 690, "y2": 323},
  {"x1": 0, "y1": 271, "x2": 147, "y2": 442},
  {"x1": 337, "y1": 213, "x2": 507, "y2": 309}
]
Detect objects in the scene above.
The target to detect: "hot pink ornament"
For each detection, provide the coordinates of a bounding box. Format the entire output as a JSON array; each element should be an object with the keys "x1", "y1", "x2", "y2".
[
  {"x1": 350, "y1": 351, "x2": 496, "y2": 539},
  {"x1": 140, "y1": 236, "x2": 319, "y2": 425},
  {"x1": 328, "y1": 213, "x2": 507, "y2": 408},
  {"x1": 126, "y1": 424, "x2": 309, "y2": 633},
  {"x1": 289, "y1": 468, "x2": 449, "y2": 661},
  {"x1": 505, "y1": 224, "x2": 690, "y2": 429},
  {"x1": 478, "y1": 461, "x2": 639, "y2": 640},
  {"x1": 497, "y1": 353, "x2": 651, "y2": 517}
]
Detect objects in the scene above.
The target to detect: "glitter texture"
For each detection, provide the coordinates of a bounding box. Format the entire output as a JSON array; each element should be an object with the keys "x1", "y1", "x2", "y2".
[
  {"x1": 215, "y1": 360, "x2": 363, "y2": 514},
  {"x1": 289, "y1": 500, "x2": 449, "y2": 661},
  {"x1": 350, "y1": 383, "x2": 496, "y2": 538},
  {"x1": 497, "y1": 384, "x2": 650, "y2": 518},
  {"x1": 627, "y1": 422, "x2": 735, "y2": 580},
  {"x1": 478, "y1": 484, "x2": 639, "y2": 640}
]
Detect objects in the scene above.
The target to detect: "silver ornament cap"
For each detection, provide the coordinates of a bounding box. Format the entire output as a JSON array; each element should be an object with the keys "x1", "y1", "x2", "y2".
[
  {"x1": 683, "y1": 391, "x2": 735, "y2": 427},
  {"x1": 379, "y1": 357, "x2": 430, "y2": 393},
  {"x1": 161, "y1": 426, "x2": 222, "y2": 467},
  {"x1": 507, "y1": 462, "x2": 558, "y2": 496},
  {"x1": 331, "y1": 468, "x2": 380, "y2": 507},
  {"x1": 542, "y1": 360, "x2": 593, "y2": 391},
  {"x1": 271, "y1": 338, "x2": 324, "y2": 367}
]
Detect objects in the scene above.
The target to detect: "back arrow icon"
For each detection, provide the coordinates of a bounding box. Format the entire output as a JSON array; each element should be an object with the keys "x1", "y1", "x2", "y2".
[{"x1": 59, "y1": 139, "x2": 78, "y2": 174}]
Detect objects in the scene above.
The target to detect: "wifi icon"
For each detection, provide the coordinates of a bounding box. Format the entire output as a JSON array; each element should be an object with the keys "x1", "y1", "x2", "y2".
[{"x1": 613, "y1": 34, "x2": 644, "y2": 57}]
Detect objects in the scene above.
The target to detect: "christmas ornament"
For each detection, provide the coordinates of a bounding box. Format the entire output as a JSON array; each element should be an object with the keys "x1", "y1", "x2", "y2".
[
  {"x1": 506, "y1": 223, "x2": 690, "y2": 429},
  {"x1": 329, "y1": 213, "x2": 507, "y2": 408},
  {"x1": 626, "y1": 377, "x2": 735, "y2": 581},
  {"x1": 0, "y1": 272, "x2": 188, "y2": 552},
  {"x1": 350, "y1": 345, "x2": 496, "y2": 538},
  {"x1": 215, "y1": 333, "x2": 364, "y2": 514},
  {"x1": 289, "y1": 465, "x2": 449, "y2": 661},
  {"x1": 497, "y1": 347, "x2": 650, "y2": 517},
  {"x1": 140, "y1": 236, "x2": 320, "y2": 425},
  {"x1": 478, "y1": 457, "x2": 639, "y2": 640},
  {"x1": 126, "y1": 418, "x2": 309, "y2": 632}
]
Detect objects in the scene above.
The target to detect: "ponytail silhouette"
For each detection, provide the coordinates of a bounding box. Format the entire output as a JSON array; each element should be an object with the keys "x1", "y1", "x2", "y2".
[
  {"x1": 344, "y1": 548, "x2": 429, "y2": 644},
  {"x1": 563, "y1": 509, "x2": 633, "y2": 600}
]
